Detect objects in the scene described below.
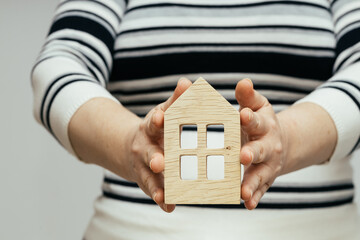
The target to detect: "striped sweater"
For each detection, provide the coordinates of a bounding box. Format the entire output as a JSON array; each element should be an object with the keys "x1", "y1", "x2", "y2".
[{"x1": 32, "y1": 0, "x2": 360, "y2": 209}]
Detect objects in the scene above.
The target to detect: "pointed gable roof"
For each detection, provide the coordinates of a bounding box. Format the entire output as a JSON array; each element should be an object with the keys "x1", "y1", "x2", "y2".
[{"x1": 166, "y1": 77, "x2": 238, "y2": 114}]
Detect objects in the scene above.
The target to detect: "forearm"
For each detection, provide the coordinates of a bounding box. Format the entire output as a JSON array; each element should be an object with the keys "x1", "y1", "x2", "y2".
[
  {"x1": 277, "y1": 102, "x2": 337, "y2": 175},
  {"x1": 68, "y1": 97, "x2": 141, "y2": 179}
]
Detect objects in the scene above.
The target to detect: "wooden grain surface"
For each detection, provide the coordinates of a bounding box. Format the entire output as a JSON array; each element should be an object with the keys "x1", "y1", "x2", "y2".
[{"x1": 164, "y1": 77, "x2": 241, "y2": 204}]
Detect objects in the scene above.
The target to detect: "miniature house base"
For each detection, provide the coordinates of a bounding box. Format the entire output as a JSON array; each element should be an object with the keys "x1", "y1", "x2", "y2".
[{"x1": 164, "y1": 77, "x2": 241, "y2": 204}]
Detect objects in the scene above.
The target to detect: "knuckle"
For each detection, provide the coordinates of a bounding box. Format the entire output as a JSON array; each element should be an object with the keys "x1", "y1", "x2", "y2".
[
  {"x1": 131, "y1": 137, "x2": 146, "y2": 158},
  {"x1": 263, "y1": 97, "x2": 271, "y2": 107},
  {"x1": 258, "y1": 144, "x2": 265, "y2": 162},
  {"x1": 254, "y1": 116, "x2": 261, "y2": 129},
  {"x1": 133, "y1": 161, "x2": 144, "y2": 179},
  {"x1": 263, "y1": 182, "x2": 271, "y2": 194},
  {"x1": 274, "y1": 142, "x2": 283, "y2": 154},
  {"x1": 255, "y1": 172, "x2": 263, "y2": 185},
  {"x1": 249, "y1": 136, "x2": 258, "y2": 141},
  {"x1": 143, "y1": 173, "x2": 152, "y2": 190},
  {"x1": 131, "y1": 141, "x2": 141, "y2": 157},
  {"x1": 274, "y1": 164, "x2": 282, "y2": 177},
  {"x1": 268, "y1": 119, "x2": 277, "y2": 130},
  {"x1": 139, "y1": 121, "x2": 147, "y2": 132}
]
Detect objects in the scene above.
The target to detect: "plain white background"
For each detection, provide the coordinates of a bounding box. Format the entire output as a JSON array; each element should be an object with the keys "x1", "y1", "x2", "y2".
[
  {"x1": 0, "y1": 1, "x2": 102, "y2": 239},
  {"x1": 0, "y1": 1, "x2": 359, "y2": 239}
]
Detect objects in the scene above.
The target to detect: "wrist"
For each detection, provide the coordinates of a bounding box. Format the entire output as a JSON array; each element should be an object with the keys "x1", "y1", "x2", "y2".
[
  {"x1": 276, "y1": 102, "x2": 337, "y2": 175},
  {"x1": 68, "y1": 97, "x2": 141, "y2": 176},
  {"x1": 277, "y1": 111, "x2": 296, "y2": 175},
  {"x1": 104, "y1": 105, "x2": 142, "y2": 180}
]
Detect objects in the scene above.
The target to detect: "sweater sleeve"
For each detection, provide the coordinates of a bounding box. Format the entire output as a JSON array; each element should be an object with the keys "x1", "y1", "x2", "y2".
[
  {"x1": 31, "y1": 0, "x2": 127, "y2": 155},
  {"x1": 297, "y1": 0, "x2": 360, "y2": 162}
]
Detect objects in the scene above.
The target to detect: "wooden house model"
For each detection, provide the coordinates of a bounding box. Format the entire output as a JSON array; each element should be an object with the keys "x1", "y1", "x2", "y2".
[{"x1": 164, "y1": 77, "x2": 241, "y2": 204}]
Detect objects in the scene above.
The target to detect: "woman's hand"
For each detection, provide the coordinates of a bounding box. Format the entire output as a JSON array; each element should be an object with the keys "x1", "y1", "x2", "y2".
[
  {"x1": 126, "y1": 78, "x2": 192, "y2": 212},
  {"x1": 235, "y1": 78, "x2": 337, "y2": 210},
  {"x1": 236, "y1": 79, "x2": 288, "y2": 210},
  {"x1": 69, "y1": 78, "x2": 192, "y2": 213}
]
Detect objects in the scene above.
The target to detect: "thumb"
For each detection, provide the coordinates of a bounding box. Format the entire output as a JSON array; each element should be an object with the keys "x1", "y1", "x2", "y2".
[
  {"x1": 160, "y1": 77, "x2": 192, "y2": 111},
  {"x1": 144, "y1": 77, "x2": 192, "y2": 138},
  {"x1": 235, "y1": 78, "x2": 268, "y2": 111}
]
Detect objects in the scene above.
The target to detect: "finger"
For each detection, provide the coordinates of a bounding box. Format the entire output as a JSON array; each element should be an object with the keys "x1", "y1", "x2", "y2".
[
  {"x1": 138, "y1": 165, "x2": 161, "y2": 199},
  {"x1": 241, "y1": 163, "x2": 274, "y2": 203},
  {"x1": 153, "y1": 188, "x2": 176, "y2": 213},
  {"x1": 160, "y1": 77, "x2": 192, "y2": 111},
  {"x1": 144, "y1": 108, "x2": 165, "y2": 138},
  {"x1": 137, "y1": 165, "x2": 173, "y2": 212},
  {"x1": 245, "y1": 183, "x2": 271, "y2": 210},
  {"x1": 240, "y1": 140, "x2": 267, "y2": 165},
  {"x1": 235, "y1": 78, "x2": 269, "y2": 111},
  {"x1": 144, "y1": 144, "x2": 164, "y2": 173},
  {"x1": 162, "y1": 203, "x2": 176, "y2": 213},
  {"x1": 240, "y1": 108, "x2": 269, "y2": 137}
]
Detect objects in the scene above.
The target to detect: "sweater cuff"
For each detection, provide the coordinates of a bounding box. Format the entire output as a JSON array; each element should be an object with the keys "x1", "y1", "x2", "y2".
[
  {"x1": 296, "y1": 88, "x2": 360, "y2": 162},
  {"x1": 49, "y1": 81, "x2": 119, "y2": 156}
]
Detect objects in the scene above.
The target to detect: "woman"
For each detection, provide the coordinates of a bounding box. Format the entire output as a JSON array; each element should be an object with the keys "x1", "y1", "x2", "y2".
[{"x1": 32, "y1": 0, "x2": 360, "y2": 239}]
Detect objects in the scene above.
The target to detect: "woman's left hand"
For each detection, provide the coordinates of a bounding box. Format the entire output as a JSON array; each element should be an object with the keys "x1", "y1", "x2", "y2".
[{"x1": 235, "y1": 79, "x2": 288, "y2": 210}]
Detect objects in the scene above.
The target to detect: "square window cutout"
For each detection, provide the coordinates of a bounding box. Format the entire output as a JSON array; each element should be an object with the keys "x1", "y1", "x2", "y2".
[
  {"x1": 180, "y1": 125, "x2": 197, "y2": 149},
  {"x1": 207, "y1": 155, "x2": 224, "y2": 180},
  {"x1": 207, "y1": 125, "x2": 224, "y2": 149},
  {"x1": 180, "y1": 155, "x2": 198, "y2": 180}
]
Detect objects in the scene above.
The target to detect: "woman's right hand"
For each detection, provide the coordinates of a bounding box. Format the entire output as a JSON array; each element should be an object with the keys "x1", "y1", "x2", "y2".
[
  {"x1": 125, "y1": 78, "x2": 192, "y2": 212},
  {"x1": 69, "y1": 78, "x2": 192, "y2": 213}
]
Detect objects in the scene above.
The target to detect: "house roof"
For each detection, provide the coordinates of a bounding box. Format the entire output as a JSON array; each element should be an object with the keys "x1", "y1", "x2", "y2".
[{"x1": 166, "y1": 77, "x2": 238, "y2": 114}]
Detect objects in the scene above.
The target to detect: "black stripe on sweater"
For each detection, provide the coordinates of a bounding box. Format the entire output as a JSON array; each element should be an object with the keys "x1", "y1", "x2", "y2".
[
  {"x1": 104, "y1": 177, "x2": 139, "y2": 187},
  {"x1": 126, "y1": 1, "x2": 330, "y2": 14},
  {"x1": 320, "y1": 86, "x2": 360, "y2": 110},
  {"x1": 46, "y1": 42, "x2": 105, "y2": 81},
  {"x1": 110, "y1": 83, "x2": 312, "y2": 95},
  {"x1": 334, "y1": 49, "x2": 360, "y2": 72},
  {"x1": 336, "y1": 22, "x2": 360, "y2": 55},
  {"x1": 103, "y1": 191, "x2": 354, "y2": 209},
  {"x1": 49, "y1": 16, "x2": 114, "y2": 52},
  {"x1": 49, "y1": 37, "x2": 110, "y2": 72},
  {"x1": 57, "y1": 0, "x2": 122, "y2": 22},
  {"x1": 48, "y1": 41, "x2": 107, "y2": 81},
  {"x1": 120, "y1": 98, "x2": 296, "y2": 107},
  {"x1": 56, "y1": 9, "x2": 116, "y2": 34},
  {"x1": 334, "y1": 7, "x2": 360, "y2": 25},
  {"x1": 330, "y1": 80, "x2": 360, "y2": 154},
  {"x1": 350, "y1": 137, "x2": 360, "y2": 153},
  {"x1": 320, "y1": 85, "x2": 360, "y2": 155},
  {"x1": 267, "y1": 183, "x2": 354, "y2": 192},
  {"x1": 111, "y1": 52, "x2": 334, "y2": 81},
  {"x1": 46, "y1": 79, "x2": 97, "y2": 134},
  {"x1": 40, "y1": 73, "x2": 89, "y2": 128},
  {"x1": 330, "y1": 0, "x2": 338, "y2": 8},
  {"x1": 331, "y1": 80, "x2": 360, "y2": 92},
  {"x1": 104, "y1": 177, "x2": 354, "y2": 192},
  {"x1": 114, "y1": 42, "x2": 335, "y2": 54},
  {"x1": 117, "y1": 25, "x2": 334, "y2": 37}
]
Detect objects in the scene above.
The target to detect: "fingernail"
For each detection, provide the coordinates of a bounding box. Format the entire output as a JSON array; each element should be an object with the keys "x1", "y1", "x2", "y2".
[
  {"x1": 149, "y1": 159, "x2": 153, "y2": 170},
  {"x1": 253, "y1": 200, "x2": 258, "y2": 209},
  {"x1": 249, "y1": 151, "x2": 254, "y2": 163},
  {"x1": 248, "y1": 109, "x2": 252, "y2": 121},
  {"x1": 152, "y1": 192, "x2": 158, "y2": 203},
  {"x1": 246, "y1": 78, "x2": 253, "y2": 86},
  {"x1": 164, "y1": 204, "x2": 168, "y2": 212},
  {"x1": 249, "y1": 200, "x2": 256, "y2": 210},
  {"x1": 178, "y1": 77, "x2": 187, "y2": 83}
]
